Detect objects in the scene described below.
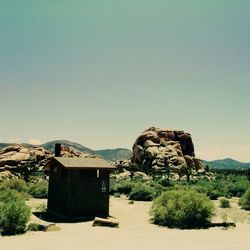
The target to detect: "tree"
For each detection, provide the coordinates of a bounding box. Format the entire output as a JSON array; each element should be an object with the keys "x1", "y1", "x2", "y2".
[{"x1": 16, "y1": 161, "x2": 39, "y2": 182}]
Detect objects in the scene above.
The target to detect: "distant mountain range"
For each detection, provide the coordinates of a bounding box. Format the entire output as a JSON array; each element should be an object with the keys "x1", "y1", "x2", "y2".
[
  {"x1": 203, "y1": 158, "x2": 250, "y2": 170},
  {"x1": 0, "y1": 140, "x2": 132, "y2": 162},
  {"x1": 41, "y1": 140, "x2": 95, "y2": 155},
  {"x1": 1, "y1": 141, "x2": 249, "y2": 167}
]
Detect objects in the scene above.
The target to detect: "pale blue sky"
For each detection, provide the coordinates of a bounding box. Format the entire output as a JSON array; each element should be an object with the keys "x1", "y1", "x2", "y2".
[{"x1": 0, "y1": 1, "x2": 249, "y2": 161}]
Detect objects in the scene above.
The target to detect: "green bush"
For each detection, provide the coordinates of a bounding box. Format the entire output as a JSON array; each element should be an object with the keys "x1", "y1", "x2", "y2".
[
  {"x1": 208, "y1": 190, "x2": 221, "y2": 200},
  {"x1": 28, "y1": 182, "x2": 48, "y2": 198},
  {"x1": 150, "y1": 189, "x2": 215, "y2": 228},
  {"x1": 129, "y1": 184, "x2": 156, "y2": 201},
  {"x1": 113, "y1": 192, "x2": 121, "y2": 198},
  {"x1": 148, "y1": 181, "x2": 166, "y2": 197},
  {"x1": 110, "y1": 179, "x2": 134, "y2": 195},
  {"x1": 157, "y1": 178, "x2": 174, "y2": 187},
  {"x1": 224, "y1": 181, "x2": 249, "y2": 197},
  {"x1": 220, "y1": 198, "x2": 230, "y2": 208},
  {"x1": 0, "y1": 190, "x2": 30, "y2": 235},
  {"x1": 0, "y1": 179, "x2": 27, "y2": 193},
  {"x1": 0, "y1": 188, "x2": 28, "y2": 202},
  {"x1": 27, "y1": 223, "x2": 45, "y2": 232},
  {"x1": 239, "y1": 188, "x2": 250, "y2": 210}
]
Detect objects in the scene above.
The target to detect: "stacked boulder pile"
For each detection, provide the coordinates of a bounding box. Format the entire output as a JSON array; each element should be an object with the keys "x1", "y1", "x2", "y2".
[
  {"x1": 0, "y1": 144, "x2": 52, "y2": 180},
  {"x1": 116, "y1": 127, "x2": 207, "y2": 180},
  {"x1": 0, "y1": 144, "x2": 99, "y2": 180}
]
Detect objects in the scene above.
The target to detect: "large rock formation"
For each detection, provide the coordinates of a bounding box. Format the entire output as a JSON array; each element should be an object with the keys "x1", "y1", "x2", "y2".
[{"x1": 130, "y1": 127, "x2": 206, "y2": 179}]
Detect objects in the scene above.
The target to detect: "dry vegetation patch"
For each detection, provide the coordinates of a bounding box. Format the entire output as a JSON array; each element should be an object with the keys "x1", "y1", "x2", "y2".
[{"x1": 213, "y1": 197, "x2": 250, "y2": 224}]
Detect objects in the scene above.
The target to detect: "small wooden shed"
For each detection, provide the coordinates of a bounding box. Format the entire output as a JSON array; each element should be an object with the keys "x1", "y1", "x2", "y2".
[{"x1": 44, "y1": 153, "x2": 115, "y2": 220}]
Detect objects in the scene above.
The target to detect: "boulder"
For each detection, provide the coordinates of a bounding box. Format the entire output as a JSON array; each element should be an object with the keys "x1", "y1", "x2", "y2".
[
  {"x1": 0, "y1": 170, "x2": 16, "y2": 180},
  {"x1": 133, "y1": 171, "x2": 151, "y2": 181},
  {"x1": 132, "y1": 145, "x2": 144, "y2": 163},
  {"x1": 184, "y1": 155, "x2": 195, "y2": 168},
  {"x1": 0, "y1": 145, "x2": 21, "y2": 154},
  {"x1": 116, "y1": 171, "x2": 131, "y2": 180},
  {"x1": 92, "y1": 217, "x2": 119, "y2": 228},
  {"x1": 145, "y1": 146, "x2": 159, "y2": 159},
  {"x1": 193, "y1": 158, "x2": 206, "y2": 173},
  {"x1": 144, "y1": 140, "x2": 160, "y2": 148}
]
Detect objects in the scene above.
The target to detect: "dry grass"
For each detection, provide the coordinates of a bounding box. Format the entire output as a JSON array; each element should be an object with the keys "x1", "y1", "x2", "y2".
[{"x1": 213, "y1": 197, "x2": 250, "y2": 224}]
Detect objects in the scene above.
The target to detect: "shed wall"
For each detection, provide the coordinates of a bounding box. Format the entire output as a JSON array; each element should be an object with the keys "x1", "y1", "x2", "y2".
[
  {"x1": 47, "y1": 165, "x2": 69, "y2": 216},
  {"x1": 47, "y1": 166, "x2": 110, "y2": 219},
  {"x1": 67, "y1": 169, "x2": 110, "y2": 217}
]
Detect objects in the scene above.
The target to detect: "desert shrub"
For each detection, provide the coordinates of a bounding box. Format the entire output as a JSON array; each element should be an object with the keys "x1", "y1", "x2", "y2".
[
  {"x1": 224, "y1": 181, "x2": 249, "y2": 197},
  {"x1": 208, "y1": 190, "x2": 221, "y2": 200},
  {"x1": 239, "y1": 188, "x2": 250, "y2": 210},
  {"x1": 190, "y1": 185, "x2": 210, "y2": 196},
  {"x1": 116, "y1": 180, "x2": 134, "y2": 194},
  {"x1": 129, "y1": 184, "x2": 156, "y2": 201},
  {"x1": 113, "y1": 192, "x2": 121, "y2": 198},
  {"x1": 150, "y1": 189, "x2": 215, "y2": 228},
  {"x1": 27, "y1": 223, "x2": 45, "y2": 232},
  {"x1": 186, "y1": 174, "x2": 250, "y2": 199},
  {"x1": 0, "y1": 179, "x2": 27, "y2": 193},
  {"x1": 109, "y1": 178, "x2": 117, "y2": 194},
  {"x1": 157, "y1": 178, "x2": 174, "y2": 187},
  {"x1": 0, "y1": 190, "x2": 30, "y2": 235},
  {"x1": 220, "y1": 198, "x2": 230, "y2": 208},
  {"x1": 0, "y1": 189, "x2": 23, "y2": 203},
  {"x1": 16, "y1": 161, "x2": 39, "y2": 182},
  {"x1": 110, "y1": 180, "x2": 134, "y2": 195},
  {"x1": 148, "y1": 181, "x2": 167, "y2": 196},
  {"x1": 0, "y1": 187, "x2": 29, "y2": 202},
  {"x1": 28, "y1": 181, "x2": 48, "y2": 198}
]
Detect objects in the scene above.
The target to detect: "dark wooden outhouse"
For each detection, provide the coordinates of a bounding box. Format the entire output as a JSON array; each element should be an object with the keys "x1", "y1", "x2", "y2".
[{"x1": 44, "y1": 149, "x2": 115, "y2": 220}]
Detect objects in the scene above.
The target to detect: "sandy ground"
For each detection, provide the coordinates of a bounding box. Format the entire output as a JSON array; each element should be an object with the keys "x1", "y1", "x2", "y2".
[{"x1": 0, "y1": 197, "x2": 250, "y2": 250}]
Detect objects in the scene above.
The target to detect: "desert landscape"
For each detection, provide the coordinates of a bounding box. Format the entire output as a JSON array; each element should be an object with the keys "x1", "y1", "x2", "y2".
[
  {"x1": 1, "y1": 1, "x2": 249, "y2": 249},
  {"x1": 0, "y1": 196, "x2": 250, "y2": 250},
  {"x1": 0, "y1": 128, "x2": 250, "y2": 249}
]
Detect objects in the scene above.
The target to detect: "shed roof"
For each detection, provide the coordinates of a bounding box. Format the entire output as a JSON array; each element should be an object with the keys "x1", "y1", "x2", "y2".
[{"x1": 44, "y1": 157, "x2": 115, "y2": 171}]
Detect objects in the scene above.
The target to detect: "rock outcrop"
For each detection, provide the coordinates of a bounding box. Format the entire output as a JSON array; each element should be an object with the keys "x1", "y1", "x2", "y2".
[
  {"x1": 0, "y1": 144, "x2": 52, "y2": 179},
  {"x1": 0, "y1": 144, "x2": 51, "y2": 168},
  {"x1": 0, "y1": 144, "x2": 100, "y2": 180},
  {"x1": 130, "y1": 127, "x2": 206, "y2": 179}
]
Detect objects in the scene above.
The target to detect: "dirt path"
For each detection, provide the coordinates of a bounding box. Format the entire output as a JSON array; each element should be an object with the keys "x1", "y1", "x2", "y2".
[{"x1": 0, "y1": 197, "x2": 250, "y2": 250}]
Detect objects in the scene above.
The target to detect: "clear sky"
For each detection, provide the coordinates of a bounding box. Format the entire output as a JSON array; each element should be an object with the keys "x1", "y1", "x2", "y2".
[{"x1": 0, "y1": 1, "x2": 249, "y2": 161}]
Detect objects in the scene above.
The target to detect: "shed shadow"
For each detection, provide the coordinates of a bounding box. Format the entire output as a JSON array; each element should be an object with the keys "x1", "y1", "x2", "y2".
[
  {"x1": 153, "y1": 221, "x2": 236, "y2": 230},
  {"x1": 33, "y1": 211, "x2": 95, "y2": 223}
]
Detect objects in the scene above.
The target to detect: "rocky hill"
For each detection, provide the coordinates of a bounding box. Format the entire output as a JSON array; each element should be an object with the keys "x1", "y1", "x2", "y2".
[
  {"x1": 116, "y1": 127, "x2": 208, "y2": 180},
  {"x1": 0, "y1": 141, "x2": 132, "y2": 162},
  {"x1": 41, "y1": 140, "x2": 95, "y2": 155},
  {"x1": 0, "y1": 141, "x2": 131, "y2": 180},
  {"x1": 0, "y1": 143, "x2": 102, "y2": 180}
]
